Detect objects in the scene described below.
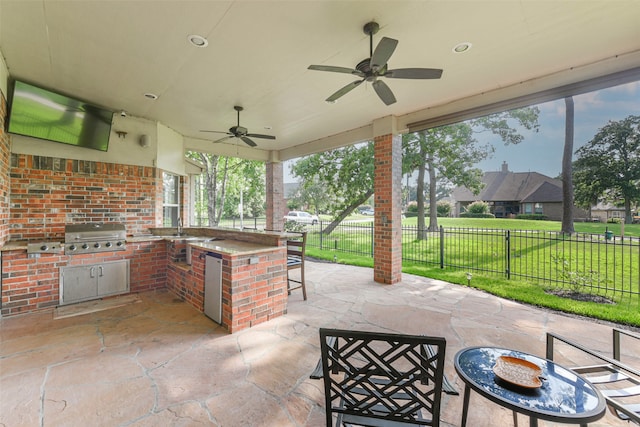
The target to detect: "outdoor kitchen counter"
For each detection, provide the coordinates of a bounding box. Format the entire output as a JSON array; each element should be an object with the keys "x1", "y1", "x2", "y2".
[
  {"x1": 157, "y1": 229, "x2": 289, "y2": 333},
  {"x1": 186, "y1": 239, "x2": 279, "y2": 255},
  {"x1": 0, "y1": 241, "x2": 31, "y2": 251}
]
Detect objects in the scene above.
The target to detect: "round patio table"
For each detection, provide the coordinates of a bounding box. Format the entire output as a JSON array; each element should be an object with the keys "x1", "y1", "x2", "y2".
[{"x1": 454, "y1": 347, "x2": 606, "y2": 427}]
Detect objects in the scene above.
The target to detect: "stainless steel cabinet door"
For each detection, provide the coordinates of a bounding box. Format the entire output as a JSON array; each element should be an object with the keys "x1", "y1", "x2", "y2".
[
  {"x1": 97, "y1": 260, "x2": 130, "y2": 296},
  {"x1": 60, "y1": 265, "x2": 99, "y2": 304}
]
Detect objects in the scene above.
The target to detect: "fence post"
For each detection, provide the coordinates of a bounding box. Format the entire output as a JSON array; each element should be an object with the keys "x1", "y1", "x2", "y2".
[
  {"x1": 371, "y1": 222, "x2": 374, "y2": 257},
  {"x1": 440, "y1": 226, "x2": 444, "y2": 269},
  {"x1": 505, "y1": 230, "x2": 511, "y2": 279},
  {"x1": 319, "y1": 220, "x2": 323, "y2": 250}
]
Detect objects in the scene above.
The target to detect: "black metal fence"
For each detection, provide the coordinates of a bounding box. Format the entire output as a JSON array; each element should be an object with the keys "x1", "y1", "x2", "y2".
[{"x1": 305, "y1": 221, "x2": 640, "y2": 305}]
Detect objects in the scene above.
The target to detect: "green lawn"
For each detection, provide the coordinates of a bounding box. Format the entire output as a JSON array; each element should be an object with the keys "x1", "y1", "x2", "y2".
[{"x1": 306, "y1": 217, "x2": 640, "y2": 327}]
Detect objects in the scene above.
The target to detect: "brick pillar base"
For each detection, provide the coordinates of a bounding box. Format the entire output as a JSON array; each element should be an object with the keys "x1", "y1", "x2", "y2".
[
  {"x1": 266, "y1": 162, "x2": 285, "y2": 231},
  {"x1": 373, "y1": 133, "x2": 402, "y2": 284}
]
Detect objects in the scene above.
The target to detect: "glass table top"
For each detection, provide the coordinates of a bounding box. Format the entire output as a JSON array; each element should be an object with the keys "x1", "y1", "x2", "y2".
[{"x1": 454, "y1": 347, "x2": 606, "y2": 423}]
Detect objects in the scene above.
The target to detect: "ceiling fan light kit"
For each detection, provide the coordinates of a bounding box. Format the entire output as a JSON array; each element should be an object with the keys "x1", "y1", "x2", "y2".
[
  {"x1": 308, "y1": 21, "x2": 443, "y2": 106},
  {"x1": 200, "y1": 106, "x2": 276, "y2": 147}
]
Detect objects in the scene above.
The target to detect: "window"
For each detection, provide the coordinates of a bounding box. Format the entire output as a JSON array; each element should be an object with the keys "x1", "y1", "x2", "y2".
[
  {"x1": 523, "y1": 203, "x2": 533, "y2": 214},
  {"x1": 163, "y1": 172, "x2": 180, "y2": 227},
  {"x1": 534, "y1": 203, "x2": 543, "y2": 214}
]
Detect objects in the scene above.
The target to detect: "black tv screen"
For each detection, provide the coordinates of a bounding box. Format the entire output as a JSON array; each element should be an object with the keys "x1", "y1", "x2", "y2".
[{"x1": 7, "y1": 80, "x2": 114, "y2": 152}]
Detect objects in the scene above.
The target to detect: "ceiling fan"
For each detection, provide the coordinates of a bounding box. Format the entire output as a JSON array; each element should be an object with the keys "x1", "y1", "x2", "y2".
[
  {"x1": 308, "y1": 21, "x2": 443, "y2": 106},
  {"x1": 200, "y1": 106, "x2": 275, "y2": 147}
]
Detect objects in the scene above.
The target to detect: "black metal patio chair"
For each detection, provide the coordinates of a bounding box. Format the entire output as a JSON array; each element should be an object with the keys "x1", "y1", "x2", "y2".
[
  {"x1": 315, "y1": 328, "x2": 455, "y2": 426},
  {"x1": 547, "y1": 328, "x2": 640, "y2": 425}
]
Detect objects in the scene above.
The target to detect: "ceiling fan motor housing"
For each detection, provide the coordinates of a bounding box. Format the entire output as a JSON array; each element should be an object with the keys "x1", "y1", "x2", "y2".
[{"x1": 230, "y1": 126, "x2": 248, "y2": 135}]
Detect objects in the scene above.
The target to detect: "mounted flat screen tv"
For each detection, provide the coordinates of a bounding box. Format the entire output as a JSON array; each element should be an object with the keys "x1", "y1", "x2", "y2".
[{"x1": 7, "y1": 80, "x2": 114, "y2": 152}]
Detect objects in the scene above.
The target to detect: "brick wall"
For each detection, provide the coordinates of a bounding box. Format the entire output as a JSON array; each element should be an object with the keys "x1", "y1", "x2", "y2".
[
  {"x1": 373, "y1": 133, "x2": 403, "y2": 284},
  {"x1": 0, "y1": 240, "x2": 167, "y2": 316},
  {"x1": 265, "y1": 162, "x2": 285, "y2": 231},
  {"x1": 167, "y1": 243, "x2": 287, "y2": 333},
  {"x1": 222, "y1": 247, "x2": 287, "y2": 333},
  {"x1": 9, "y1": 154, "x2": 159, "y2": 239},
  {"x1": 166, "y1": 240, "x2": 204, "y2": 309},
  {"x1": 0, "y1": 90, "x2": 10, "y2": 245}
]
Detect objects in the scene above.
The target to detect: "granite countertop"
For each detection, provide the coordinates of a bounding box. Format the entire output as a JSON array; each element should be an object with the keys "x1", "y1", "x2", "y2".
[
  {"x1": 1, "y1": 241, "x2": 31, "y2": 251},
  {"x1": 188, "y1": 239, "x2": 283, "y2": 256},
  {"x1": 1, "y1": 231, "x2": 285, "y2": 254}
]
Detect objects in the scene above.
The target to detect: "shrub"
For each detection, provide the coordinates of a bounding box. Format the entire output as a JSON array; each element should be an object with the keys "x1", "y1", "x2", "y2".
[
  {"x1": 283, "y1": 220, "x2": 307, "y2": 232},
  {"x1": 516, "y1": 214, "x2": 548, "y2": 220},
  {"x1": 607, "y1": 217, "x2": 622, "y2": 224},
  {"x1": 466, "y1": 201, "x2": 490, "y2": 214},
  {"x1": 459, "y1": 212, "x2": 496, "y2": 218},
  {"x1": 436, "y1": 201, "x2": 452, "y2": 217},
  {"x1": 406, "y1": 201, "x2": 419, "y2": 213}
]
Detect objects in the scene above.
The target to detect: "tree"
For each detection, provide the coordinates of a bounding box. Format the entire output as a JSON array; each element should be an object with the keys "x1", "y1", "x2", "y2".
[
  {"x1": 574, "y1": 115, "x2": 640, "y2": 223},
  {"x1": 287, "y1": 175, "x2": 332, "y2": 215},
  {"x1": 403, "y1": 125, "x2": 487, "y2": 237},
  {"x1": 404, "y1": 108, "x2": 540, "y2": 235},
  {"x1": 290, "y1": 108, "x2": 538, "y2": 236},
  {"x1": 186, "y1": 152, "x2": 265, "y2": 226},
  {"x1": 221, "y1": 160, "x2": 266, "y2": 219},
  {"x1": 196, "y1": 153, "x2": 229, "y2": 226},
  {"x1": 291, "y1": 143, "x2": 374, "y2": 234},
  {"x1": 561, "y1": 96, "x2": 575, "y2": 234}
]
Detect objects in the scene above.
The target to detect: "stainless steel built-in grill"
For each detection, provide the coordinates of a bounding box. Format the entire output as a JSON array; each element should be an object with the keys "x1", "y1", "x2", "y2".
[{"x1": 64, "y1": 223, "x2": 127, "y2": 254}]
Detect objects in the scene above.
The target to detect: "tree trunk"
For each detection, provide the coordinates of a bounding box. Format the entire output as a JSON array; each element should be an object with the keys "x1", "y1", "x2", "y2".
[
  {"x1": 214, "y1": 157, "x2": 229, "y2": 225},
  {"x1": 322, "y1": 189, "x2": 374, "y2": 235},
  {"x1": 561, "y1": 96, "x2": 575, "y2": 235},
  {"x1": 427, "y1": 159, "x2": 439, "y2": 232},
  {"x1": 416, "y1": 160, "x2": 427, "y2": 239}
]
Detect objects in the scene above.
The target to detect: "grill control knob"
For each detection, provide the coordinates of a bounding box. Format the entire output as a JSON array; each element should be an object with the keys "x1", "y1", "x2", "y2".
[
  {"x1": 116, "y1": 241, "x2": 124, "y2": 247},
  {"x1": 40, "y1": 245, "x2": 48, "y2": 251},
  {"x1": 105, "y1": 242, "x2": 112, "y2": 248},
  {"x1": 68, "y1": 245, "x2": 77, "y2": 251},
  {"x1": 94, "y1": 243, "x2": 101, "y2": 249},
  {"x1": 82, "y1": 244, "x2": 89, "y2": 250}
]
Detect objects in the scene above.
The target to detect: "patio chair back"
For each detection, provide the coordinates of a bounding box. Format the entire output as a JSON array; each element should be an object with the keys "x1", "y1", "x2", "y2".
[
  {"x1": 319, "y1": 328, "x2": 447, "y2": 426},
  {"x1": 286, "y1": 231, "x2": 307, "y2": 300}
]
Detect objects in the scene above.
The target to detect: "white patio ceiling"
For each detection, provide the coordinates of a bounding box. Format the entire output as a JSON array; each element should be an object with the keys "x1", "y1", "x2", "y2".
[{"x1": 1, "y1": 1, "x2": 639, "y2": 162}]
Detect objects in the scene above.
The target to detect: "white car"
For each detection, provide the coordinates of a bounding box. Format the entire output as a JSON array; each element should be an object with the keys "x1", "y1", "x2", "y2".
[{"x1": 284, "y1": 211, "x2": 319, "y2": 225}]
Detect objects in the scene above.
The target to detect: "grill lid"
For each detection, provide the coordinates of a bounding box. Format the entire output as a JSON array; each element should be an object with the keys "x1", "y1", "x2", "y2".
[{"x1": 65, "y1": 223, "x2": 126, "y2": 243}]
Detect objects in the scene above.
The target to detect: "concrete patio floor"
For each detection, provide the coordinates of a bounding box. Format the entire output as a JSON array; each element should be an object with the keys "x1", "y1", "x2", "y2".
[{"x1": 1, "y1": 260, "x2": 635, "y2": 426}]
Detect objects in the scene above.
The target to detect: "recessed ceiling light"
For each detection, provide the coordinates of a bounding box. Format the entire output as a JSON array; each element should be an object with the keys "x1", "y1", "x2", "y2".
[
  {"x1": 144, "y1": 93, "x2": 158, "y2": 100},
  {"x1": 453, "y1": 42, "x2": 472, "y2": 53},
  {"x1": 187, "y1": 34, "x2": 208, "y2": 48}
]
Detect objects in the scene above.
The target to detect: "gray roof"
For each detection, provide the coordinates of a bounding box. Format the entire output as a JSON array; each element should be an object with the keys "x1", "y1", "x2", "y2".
[{"x1": 452, "y1": 170, "x2": 563, "y2": 203}]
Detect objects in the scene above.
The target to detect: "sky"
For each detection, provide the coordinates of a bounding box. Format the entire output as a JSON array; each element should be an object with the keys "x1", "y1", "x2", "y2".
[
  {"x1": 283, "y1": 80, "x2": 640, "y2": 183},
  {"x1": 476, "y1": 80, "x2": 640, "y2": 177}
]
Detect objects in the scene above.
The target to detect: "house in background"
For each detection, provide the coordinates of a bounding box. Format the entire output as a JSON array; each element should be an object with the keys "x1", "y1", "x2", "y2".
[
  {"x1": 451, "y1": 162, "x2": 589, "y2": 221},
  {"x1": 590, "y1": 203, "x2": 626, "y2": 222}
]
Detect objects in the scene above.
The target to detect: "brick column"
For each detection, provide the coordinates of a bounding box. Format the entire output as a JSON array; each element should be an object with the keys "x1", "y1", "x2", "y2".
[
  {"x1": 265, "y1": 161, "x2": 285, "y2": 231},
  {"x1": 0, "y1": 89, "x2": 10, "y2": 246},
  {"x1": 373, "y1": 133, "x2": 403, "y2": 284}
]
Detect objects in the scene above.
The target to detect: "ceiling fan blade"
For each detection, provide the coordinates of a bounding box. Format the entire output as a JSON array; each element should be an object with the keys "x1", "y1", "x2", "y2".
[
  {"x1": 370, "y1": 37, "x2": 398, "y2": 72},
  {"x1": 240, "y1": 136, "x2": 258, "y2": 147},
  {"x1": 201, "y1": 130, "x2": 232, "y2": 135},
  {"x1": 372, "y1": 80, "x2": 397, "y2": 106},
  {"x1": 326, "y1": 79, "x2": 364, "y2": 103},
  {"x1": 308, "y1": 65, "x2": 364, "y2": 77},
  {"x1": 246, "y1": 133, "x2": 276, "y2": 140},
  {"x1": 213, "y1": 135, "x2": 234, "y2": 144},
  {"x1": 385, "y1": 68, "x2": 443, "y2": 79}
]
